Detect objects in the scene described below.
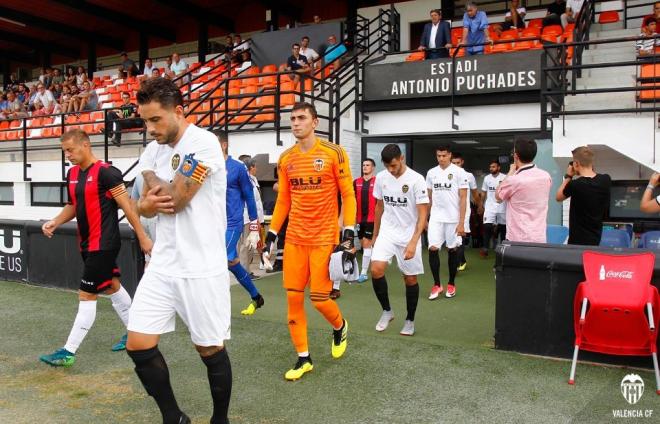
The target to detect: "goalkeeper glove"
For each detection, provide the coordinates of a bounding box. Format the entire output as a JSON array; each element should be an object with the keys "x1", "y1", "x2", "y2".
[
  {"x1": 336, "y1": 228, "x2": 356, "y2": 261},
  {"x1": 244, "y1": 220, "x2": 260, "y2": 250},
  {"x1": 262, "y1": 230, "x2": 277, "y2": 271}
]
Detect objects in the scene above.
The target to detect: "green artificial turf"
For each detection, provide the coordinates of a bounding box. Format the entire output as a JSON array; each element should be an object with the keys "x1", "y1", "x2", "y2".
[{"x1": 1, "y1": 250, "x2": 657, "y2": 423}]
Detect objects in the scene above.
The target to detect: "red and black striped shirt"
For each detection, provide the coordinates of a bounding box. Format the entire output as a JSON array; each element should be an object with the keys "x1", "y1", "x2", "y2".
[
  {"x1": 66, "y1": 161, "x2": 125, "y2": 253},
  {"x1": 354, "y1": 176, "x2": 376, "y2": 223}
]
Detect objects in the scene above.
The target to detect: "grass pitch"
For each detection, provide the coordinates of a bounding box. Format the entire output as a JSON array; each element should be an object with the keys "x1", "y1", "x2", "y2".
[{"x1": 1, "y1": 250, "x2": 658, "y2": 423}]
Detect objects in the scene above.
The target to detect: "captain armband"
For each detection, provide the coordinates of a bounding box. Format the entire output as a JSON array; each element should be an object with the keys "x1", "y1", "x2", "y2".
[{"x1": 178, "y1": 154, "x2": 209, "y2": 184}]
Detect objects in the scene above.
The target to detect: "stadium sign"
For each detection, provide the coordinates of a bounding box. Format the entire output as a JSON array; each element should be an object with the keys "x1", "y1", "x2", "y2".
[
  {"x1": 363, "y1": 50, "x2": 542, "y2": 101},
  {"x1": 0, "y1": 225, "x2": 26, "y2": 280}
]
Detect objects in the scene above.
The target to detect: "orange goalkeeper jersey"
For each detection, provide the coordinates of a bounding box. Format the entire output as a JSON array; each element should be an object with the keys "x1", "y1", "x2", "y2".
[{"x1": 270, "y1": 137, "x2": 356, "y2": 246}]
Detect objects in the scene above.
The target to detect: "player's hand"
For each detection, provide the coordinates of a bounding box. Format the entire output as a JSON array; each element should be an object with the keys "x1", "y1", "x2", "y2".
[
  {"x1": 403, "y1": 240, "x2": 416, "y2": 260},
  {"x1": 139, "y1": 236, "x2": 153, "y2": 256},
  {"x1": 337, "y1": 228, "x2": 357, "y2": 261},
  {"x1": 262, "y1": 230, "x2": 277, "y2": 271},
  {"x1": 650, "y1": 172, "x2": 660, "y2": 187},
  {"x1": 42, "y1": 220, "x2": 57, "y2": 238},
  {"x1": 507, "y1": 163, "x2": 517, "y2": 176},
  {"x1": 139, "y1": 186, "x2": 174, "y2": 216},
  {"x1": 456, "y1": 223, "x2": 466, "y2": 237},
  {"x1": 566, "y1": 163, "x2": 575, "y2": 178},
  {"x1": 244, "y1": 220, "x2": 260, "y2": 250},
  {"x1": 478, "y1": 205, "x2": 484, "y2": 215}
]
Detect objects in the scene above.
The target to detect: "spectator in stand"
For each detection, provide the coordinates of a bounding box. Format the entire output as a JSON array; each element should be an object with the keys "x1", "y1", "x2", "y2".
[
  {"x1": 150, "y1": 68, "x2": 162, "y2": 79},
  {"x1": 34, "y1": 83, "x2": 56, "y2": 115},
  {"x1": 65, "y1": 67, "x2": 76, "y2": 85},
  {"x1": 0, "y1": 94, "x2": 8, "y2": 114},
  {"x1": 642, "y1": 2, "x2": 660, "y2": 27},
  {"x1": 503, "y1": 0, "x2": 526, "y2": 30},
  {"x1": 165, "y1": 56, "x2": 172, "y2": 73},
  {"x1": 167, "y1": 53, "x2": 188, "y2": 78},
  {"x1": 495, "y1": 138, "x2": 552, "y2": 243},
  {"x1": 313, "y1": 15, "x2": 322, "y2": 24},
  {"x1": 233, "y1": 34, "x2": 249, "y2": 55},
  {"x1": 544, "y1": 0, "x2": 567, "y2": 27},
  {"x1": 282, "y1": 43, "x2": 310, "y2": 83},
  {"x1": 636, "y1": 20, "x2": 659, "y2": 57},
  {"x1": 236, "y1": 51, "x2": 253, "y2": 72},
  {"x1": 74, "y1": 80, "x2": 98, "y2": 112},
  {"x1": 5, "y1": 73, "x2": 20, "y2": 91},
  {"x1": 324, "y1": 35, "x2": 347, "y2": 70},
  {"x1": 641, "y1": 172, "x2": 660, "y2": 213},
  {"x1": 59, "y1": 85, "x2": 74, "y2": 113},
  {"x1": 51, "y1": 82, "x2": 63, "y2": 101},
  {"x1": 0, "y1": 91, "x2": 27, "y2": 120},
  {"x1": 561, "y1": 0, "x2": 585, "y2": 28},
  {"x1": 118, "y1": 52, "x2": 139, "y2": 78},
  {"x1": 461, "y1": 2, "x2": 492, "y2": 56},
  {"x1": 555, "y1": 146, "x2": 611, "y2": 246},
  {"x1": 300, "y1": 36, "x2": 320, "y2": 69},
  {"x1": 16, "y1": 83, "x2": 29, "y2": 105},
  {"x1": 39, "y1": 67, "x2": 53, "y2": 89},
  {"x1": 51, "y1": 68, "x2": 65, "y2": 86},
  {"x1": 106, "y1": 91, "x2": 142, "y2": 146},
  {"x1": 76, "y1": 66, "x2": 86, "y2": 87},
  {"x1": 141, "y1": 57, "x2": 155, "y2": 76},
  {"x1": 223, "y1": 35, "x2": 235, "y2": 61},
  {"x1": 418, "y1": 9, "x2": 452, "y2": 59}
]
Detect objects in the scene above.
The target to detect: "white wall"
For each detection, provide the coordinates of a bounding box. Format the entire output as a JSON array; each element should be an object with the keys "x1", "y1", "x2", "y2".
[{"x1": 365, "y1": 103, "x2": 540, "y2": 135}]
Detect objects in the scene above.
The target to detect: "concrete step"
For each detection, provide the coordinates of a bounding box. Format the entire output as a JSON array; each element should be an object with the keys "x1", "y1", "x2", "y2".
[
  {"x1": 576, "y1": 74, "x2": 636, "y2": 89},
  {"x1": 563, "y1": 91, "x2": 637, "y2": 110},
  {"x1": 582, "y1": 66, "x2": 636, "y2": 79}
]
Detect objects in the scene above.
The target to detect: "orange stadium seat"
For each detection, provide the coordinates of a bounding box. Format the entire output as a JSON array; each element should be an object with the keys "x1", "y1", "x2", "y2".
[
  {"x1": 262, "y1": 64, "x2": 277, "y2": 73},
  {"x1": 641, "y1": 64, "x2": 660, "y2": 79},
  {"x1": 528, "y1": 19, "x2": 543, "y2": 29},
  {"x1": 254, "y1": 113, "x2": 275, "y2": 122},
  {"x1": 491, "y1": 42, "x2": 512, "y2": 53},
  {"x1": 280, "y1": 93, "x2": 295, "y2": 106},
  {"x1": 500, "y1": 29, "x2": 519, "y2": 40},
  {"x1": 522, "y1": 27, "x2": 540, "y2": 38},
  {"x1": 406, "y1": 51, "x2": 425, "y2": 62},
  {"x1": 543, "y1": 25, "x2": 563, "y2": 37},
  {"x1": 9, "y1": 120, "x2": 22, "y2": 128},
  {"x1": 598, "y1": 11, "x2": 619, "y2": 24},
  {"x1": 0, "y1": 121, "x2": 9, "y2": 130},
  {"x1": 638, "y1": 83, "x2": 660, "y2": 100},
  {"x1": 90, "y1": 111, "x2": 104, "y2": 121}
]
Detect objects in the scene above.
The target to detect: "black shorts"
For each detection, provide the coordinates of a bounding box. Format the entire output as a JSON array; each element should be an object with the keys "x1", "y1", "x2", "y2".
[
  {"x1": 358, "y1": 222, "x2": 374, "y2": 240},
  {"x1": 79, "y1": 250, "x2": 121, "y2": 294}
]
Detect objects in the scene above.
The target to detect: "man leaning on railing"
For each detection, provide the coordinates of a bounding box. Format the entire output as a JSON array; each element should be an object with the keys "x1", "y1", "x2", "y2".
[{"x1": 418, "y1": 9, "x2": 451, "y2": 59}]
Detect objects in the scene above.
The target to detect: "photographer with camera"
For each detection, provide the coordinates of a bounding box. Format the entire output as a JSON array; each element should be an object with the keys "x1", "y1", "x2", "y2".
[{"x1": 556, "y1": 146, "x2": 611, "y2": 245}]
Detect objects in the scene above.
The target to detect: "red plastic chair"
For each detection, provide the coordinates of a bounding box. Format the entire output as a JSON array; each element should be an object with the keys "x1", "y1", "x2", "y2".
[
  {"x1": 569, "y1": 251, "x2": 660, "y2": 394},
  {"x1": 598, "y1": 11, "x2": 620, "y2": 24}
]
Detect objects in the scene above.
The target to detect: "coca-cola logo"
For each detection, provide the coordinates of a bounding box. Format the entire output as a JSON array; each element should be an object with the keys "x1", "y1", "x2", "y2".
[{"x1": 605, "y1": 270, "x2": 634, "y2": 280}]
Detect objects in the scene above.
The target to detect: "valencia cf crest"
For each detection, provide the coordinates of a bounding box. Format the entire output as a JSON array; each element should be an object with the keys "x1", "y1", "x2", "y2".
[
  {"x1": 402, "y1": 184, "x2": 409, "y2": 193},
  {"x1": 182, "y1": 158, "x2": 194, "y2": 174},
  {"x1": 313, "y1": 158, "x2": 324, "y2": 172},
  {"x1": 171, "y1": 153, "x2": 181, "y2": 170},
  {"x1": 448, "y1": 173, "x2": 453, "y2": 180}
]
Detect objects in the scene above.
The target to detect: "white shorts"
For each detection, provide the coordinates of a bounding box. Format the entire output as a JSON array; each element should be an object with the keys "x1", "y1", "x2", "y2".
[
  {"x1": 483, "y1": 210, "x2": 506, "y2": 225},
  {"x1": 428, "y1": 221, "x2": 462, "y2": 249},
  {"x1": 371, "y1": 234, "x2": 424, "y2": 276},
  {"x1": 128, "y1": 269, "x2": 231, "y2": 346}
]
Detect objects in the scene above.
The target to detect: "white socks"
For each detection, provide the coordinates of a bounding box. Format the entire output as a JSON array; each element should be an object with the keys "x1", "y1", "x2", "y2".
[
  {"x1": 110, "y1": 285, "x2": 132, "y2": 327},
  {"x1": 361, "y1": 248, "x2": 372, "y2": 275},
  {"x1": 332, "y1": 280, "x2": 341, "y2": 290},
  {"x1": 64, "y1": 300, "x2": 97, "y2": 354}
]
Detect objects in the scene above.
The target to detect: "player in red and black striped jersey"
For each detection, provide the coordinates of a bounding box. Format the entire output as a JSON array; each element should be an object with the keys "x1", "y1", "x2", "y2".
[
  {"x1": 353, "y1": 158, "x2": 377, "y2": 283},
  {"x1": 39, "y1": 129, "x2": 152, "y2": 368}
]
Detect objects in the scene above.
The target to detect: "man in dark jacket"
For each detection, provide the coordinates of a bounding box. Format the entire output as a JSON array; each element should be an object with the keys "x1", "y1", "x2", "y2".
[{"x1": 418, "y1": 9, "x2": 452, "y2": 59}]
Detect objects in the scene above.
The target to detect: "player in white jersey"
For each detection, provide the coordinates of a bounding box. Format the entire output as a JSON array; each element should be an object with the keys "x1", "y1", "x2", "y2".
[
  {"x1": 371, "y1": 144, "x2": 429, "y2": 336},
  {"x1": 127, "y1": 78, "x2": 231, "y2": 424},
  {"x1": 480, "y1": 159, "x2": 506, "y2": 258},
  {"x1": 426, "y1": 145, "x2": 468, "y2": 300},
  {"x1": 451, "y1": 152, "x2": 481, "y2": 271}
]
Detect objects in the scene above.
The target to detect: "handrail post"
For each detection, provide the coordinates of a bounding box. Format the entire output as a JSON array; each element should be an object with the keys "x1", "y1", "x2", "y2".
[
  {"x1": 275, "y1": 72, "x2": 282, "y2": 146},
  {"x1": 541, "y1": 48, "x2": 548, "y2": 132},
  {"x1": 22, "y1": 118, "x2": 31, "y2": 182}
]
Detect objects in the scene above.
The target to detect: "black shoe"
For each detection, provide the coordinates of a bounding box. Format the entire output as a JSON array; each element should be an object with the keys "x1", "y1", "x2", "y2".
[
  {"x1": 249, "y1": 272, "x2": 261, "y2": 280},
  {"x1": 254, "y1": 294, "x2": 265, "y2": 308},
  {"x1": 178, "y1": 412, "x2": 191, "y2": 424}
]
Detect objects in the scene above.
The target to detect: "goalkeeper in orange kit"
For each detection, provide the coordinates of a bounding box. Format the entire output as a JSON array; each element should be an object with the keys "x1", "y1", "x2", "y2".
[{"x1": 264, "y1": 102, "x2": 356, "y2": 381}]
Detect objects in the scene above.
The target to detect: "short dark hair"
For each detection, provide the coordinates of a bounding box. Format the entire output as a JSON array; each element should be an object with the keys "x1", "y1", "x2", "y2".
[
  {"x1": 291, "y1": 102, "x2": 318, "y2": 119},
  {"x1": 61, "y1": 128, "x2": 90, "y2": 144},
  {"x1": 435, "y1": 144, "x2": 452, "y2": 154},
  {"x1": 238, "y1": 154, "x2": 251, "y2": 161},
  {"x1": 243, "y1": 158, "x2": 256, "y2": 169},
  {"x1": 363, "y1": 158, "x2": 376, "y2": 166},
  {"x1": 302, "y1": 36, "x2": 310, "y2": 41},
  {"x1": 212, "y1": 129, "x2": 229, "y2": 143},
  {"x1": 513, "y1": 137, "x2": 537, "y2": 163},
  {"x1": 430, "y1": 8, "x2": 442, "y2": 15},
  {"x1": 292, "y1": 43, "x2": 301, "y2": 48},
  {"x1": 381, "y1": 144, "x2": 402, "y2": 163},
  {"x1": 137, "y1": 77, "x2": 183, "y2": 109},
  {"x1": 452, "y1": 152, "x2": 463, "y2": 160},
  {"x1": 489, "y1": 159, "x2": 500, "y2": 166}
]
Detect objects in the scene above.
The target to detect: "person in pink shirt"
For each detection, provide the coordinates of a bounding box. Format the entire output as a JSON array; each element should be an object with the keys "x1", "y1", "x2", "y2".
[{"x1": 495, "y1": 138, "x2": 552, "y2": 243}]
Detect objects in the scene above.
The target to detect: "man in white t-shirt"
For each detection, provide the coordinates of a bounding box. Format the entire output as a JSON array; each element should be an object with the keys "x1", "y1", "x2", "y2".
[
  {"x1": 480, "y1": 159, "x2": 506, "y2": 258},
  {"x1": 300, "y1": 36, "x2": 320, "y2": 69},
  {"x1": 640, "y1": 172, "x2": 660, "y2": 213},
  {"x1": 426, "y1": 145, "x2": 468, "y2": 300},
  {"x1": 128, "y1": 78, "x2": 231, "y2": 424},
  {"x1": 371, "y1": 144, "x2": 429, "y2": 337},
  {"x1": 451, "y1": 153, "x2": 481, "y2": 271}
]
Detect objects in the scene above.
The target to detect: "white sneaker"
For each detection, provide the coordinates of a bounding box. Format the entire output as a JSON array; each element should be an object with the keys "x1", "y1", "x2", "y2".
[
  {"x1": 375, "y1": 310, "x2": 394, "y2": 332},
  {"x1": 400, "y1": 320, "x2": 415, "y2": 336}
]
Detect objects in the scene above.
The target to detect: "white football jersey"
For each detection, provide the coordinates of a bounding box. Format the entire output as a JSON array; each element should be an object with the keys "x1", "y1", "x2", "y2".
[
  {"x1": 426, "y1": 163, "x2": 469, "y2": 223},
  {"x1": 137, "y1": 124, "x2": 228, "y2": 278},
  {"x1": 373, "y1": 167, "x2": 429, "y2": 245},
  {"x1": 482, "y1": 173, "x2": 506, "y2": 214}
]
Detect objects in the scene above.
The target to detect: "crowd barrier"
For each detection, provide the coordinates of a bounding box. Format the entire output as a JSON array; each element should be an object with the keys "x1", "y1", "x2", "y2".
[
  {"x1": 0, "y1": 219, "x2": 144, "y2": 295},
  {"x1": 495, "y1": 241, "x2": 660, "y2": 367}
]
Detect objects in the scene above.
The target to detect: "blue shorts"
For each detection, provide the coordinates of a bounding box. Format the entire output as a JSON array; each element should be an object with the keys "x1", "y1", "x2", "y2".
[{"x1": 225, "y1": 229, "x2": 242, "y2": 261}]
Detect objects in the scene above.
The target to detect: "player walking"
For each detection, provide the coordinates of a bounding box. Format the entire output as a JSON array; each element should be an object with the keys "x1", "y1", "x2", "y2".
[
  {"x1": 451, "y1": 152, "x2": 480, "y2": 271},
  {"x1": 354, "y1": 158, "x2": 377, "y2": 283},
  {"x1": 426, "y1": 145, "x2": 468, "y2": 300},
  {"x1": 480, "y1": 160, "x2": 506, "y2": 257},
  {"x1": 371, "y1": 144, "x2": 429, "y2": 336},
  {"x1": 39, "y1": 129, "x2": 152, "y2": 367},
  {"x1": 264, "y1": 102, "x2": 356, "y2": 381},
  {"x1": 127, "y1": 78, "x2": 231, "y2": 424}
]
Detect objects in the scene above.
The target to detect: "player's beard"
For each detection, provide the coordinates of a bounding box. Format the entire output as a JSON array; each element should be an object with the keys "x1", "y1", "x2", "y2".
[{"x1": 163, "y1": 119, "x2": 180, "y2": 145}]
